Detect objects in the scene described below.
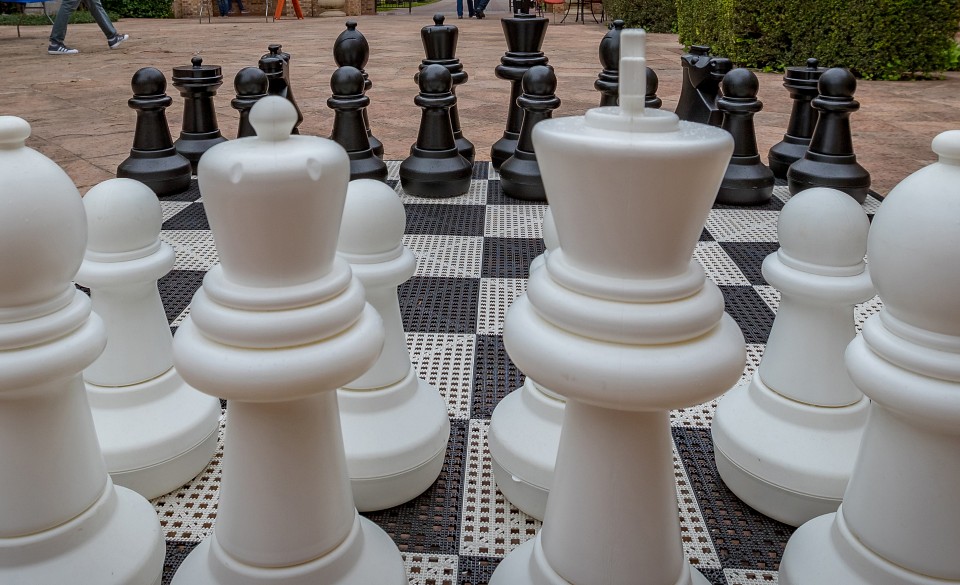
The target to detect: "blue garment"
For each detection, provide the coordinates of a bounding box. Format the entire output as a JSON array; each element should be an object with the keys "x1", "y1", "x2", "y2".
[
  {"x1": 49, "y1": 0, "x2": 117, "y2": 45},
  {"x1": 218, "y1": 0, "x2": 229, "y2": 14},
  {"x1": 473, "y1": 0, "x2": 488, "y2": 12},
  {"x1": 457, "y1": 0, "x2": 475, "y2": 16}
]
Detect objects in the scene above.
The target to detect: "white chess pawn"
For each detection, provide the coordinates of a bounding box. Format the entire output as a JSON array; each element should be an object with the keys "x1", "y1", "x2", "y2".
[
  {"x1": 779, "y1": 130, "x2": 960, "y2": 585},
  {"x1": 170, "y1": 97, "x2": 406, "y2": 584},
  {"x1": 77, "y1": 178, "x2": 221, "y2": 499},
  {"x1": 337, "y1": 178, "x2": 450, "y2": 511},
  {"x1": 0, "y1": 116, "x2": 164, "y2": 584},
  {"x1": 489, "y1": 207, "x2": 564, "y2": 520},
  {"x1": 490, "y1": 31, "x2": 745, "y2": 585},
  {"x1": 711, "y1": 186, "x2": 874, "y2": 526}
]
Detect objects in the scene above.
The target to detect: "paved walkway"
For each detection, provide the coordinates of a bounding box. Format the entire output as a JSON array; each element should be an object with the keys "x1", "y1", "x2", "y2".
[{"x1": 2, "y1": 15, "x2": 958, "y2": 194}]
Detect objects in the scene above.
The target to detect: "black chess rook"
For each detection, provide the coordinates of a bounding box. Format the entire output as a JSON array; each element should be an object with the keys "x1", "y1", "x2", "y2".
[
  {"x1": 171, "y1": 56, "x2": 227, "y2": 173},
  {"x1": 768, "y1": 58, "x2": 826, "y2": 179}
]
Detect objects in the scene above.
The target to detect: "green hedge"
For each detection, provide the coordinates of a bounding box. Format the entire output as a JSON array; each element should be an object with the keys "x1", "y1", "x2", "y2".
[
  {"x1": 676, "y1": 0, "x2": 960, "y2": 79},
  {"x1": 607, "y1": 0, "x2": 676, "y2": 32},
  {"x1": 102, "y1": 0, "x2": 171, "y2": 18}
]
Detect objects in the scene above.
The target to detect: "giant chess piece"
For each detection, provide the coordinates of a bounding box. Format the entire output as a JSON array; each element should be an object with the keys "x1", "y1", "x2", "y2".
[
  {"x1": 337, "y1": 179, "x2": 451, "y2": 511},
  {"x1": 675, "y1": 45, "x2": 731, "y2": 126},
  {"x1": 500, "y1": 65, "x2": 560, "y2": 202},
  {"x1": 595, "y1": 22, "x2": 662, "y2": 110},
  {"x1": 170, "y1": 97, "x2": 406, "y2": 585},
  {"x1": 787, "y1": 67, "x2": 871, "y2": 203},
  {"x1": 117, "y1": 67, "x2": 192, "y2": 197},
  {"x1": 328, "y1": 66, "x2": 388, "y2": 182},
  {"x1": 75, "y1": 178, "x2": 222, "y2": 500},
  {"x1": 232, "y1": 66, "x2": 269, "y2": 138},
  {"x1": 768, "y1": 58, "x2": 826, "y2": 179},
  {"x1": 491, "y1": 12, "x2": 549, "y2": 170},
  {"x1": 716, "y1": 68, "x2": 775, "y2": 205},
  {"x1": 172, "y1": 55, "x2": 227, "y2": 173},
  {"x1": 260, "y1": 43, "x2": 303, "y2": 135},
  {"x1": 711, "y1": 187, "x2": 874, "y2": 526},
  {"x1": 490, "y1": 31, "x2": 744, "y2": 585},
  {"x1": 489, "y1": 207, "x2": 564, "y2": 520},
  {"x1": 334, "y1": 21, "x2": 383, "y2": 157},
  {"x1": 399, "y1": 63, "x2": 473, "y2": 198},
  {"x1": 421, "y1": 14, "x2": 475, "y2": 163},
  {"x1": 779, "y1": 130, "x2": 960, "y2": 585},
  {"x1": 0, "y1": 116, "x2": 165, "y2": 585}
]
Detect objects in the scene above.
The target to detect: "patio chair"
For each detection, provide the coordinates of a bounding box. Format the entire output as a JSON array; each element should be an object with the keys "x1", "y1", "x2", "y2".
[{"x1": 5, "y1": 0, "x2": 54, "y2": 37}]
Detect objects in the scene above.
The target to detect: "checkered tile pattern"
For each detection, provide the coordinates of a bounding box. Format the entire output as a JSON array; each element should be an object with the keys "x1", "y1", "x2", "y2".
[{"x1": 154, "y1": 163, "x2": 884, "y2": 585}]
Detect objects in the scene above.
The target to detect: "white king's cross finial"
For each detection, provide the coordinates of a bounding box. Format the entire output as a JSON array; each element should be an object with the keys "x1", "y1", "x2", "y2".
[{"x1": 619, "y1": 28, "x2": 647, "y2": 117}]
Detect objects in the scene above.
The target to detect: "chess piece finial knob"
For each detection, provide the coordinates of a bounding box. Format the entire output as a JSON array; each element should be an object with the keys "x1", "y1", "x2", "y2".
[
  {"x1": 434, "y1": 13, "x2": 443, "y2": 25},
  {"x1": 778, "y1": 187, "x2": 869, "y2": 274},
  {"x1": 132, "y1": 67, "x2": 165, "y2": 96},
  {"x1": 249, "y1": 95, "x2": 298, "y2": 141}
]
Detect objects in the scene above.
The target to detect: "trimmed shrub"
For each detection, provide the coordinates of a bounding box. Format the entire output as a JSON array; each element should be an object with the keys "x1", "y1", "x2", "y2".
[
  {"x1": 607, "y1": 0, "x2": 676, "y2": 32},
  {"x1": 677, "y1": 0, "x2": 960, "y2": 79},
  {"x1": 102, "y1": 0, "x2": 172, "y2": 18}
]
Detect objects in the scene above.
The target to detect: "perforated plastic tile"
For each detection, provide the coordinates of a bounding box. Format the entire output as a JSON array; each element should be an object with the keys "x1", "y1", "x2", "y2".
[
  {"x1": 386, "y1": 160, "x2": 402, "y2": 181},
  {"x1": 483, "y1": 205, "x2": 547, "y2": 239},
  {"x1": 719, "y1": 286, "x2": 775, "y2": 344},
  {"x1": 487, "y1": 164, "x2": 500, "y2": 181},
  {"x1": 459, "y1": 419, "x2": 541, "y2": 558},
  {"x1": 161, "y1": 201, "x2": 193, "y2": 223},
  {"x1": 772, "y1": 184, "x2": 793, "y2": 205},
  {"x1": 724, "y1": 569, "x2": 779, "y2": 584},
  {"x1": 672, "y1": 427, "x2": 794, "y2": 572},
  {"x1": 162, "y1": 201, "x2": 209, "y2": 231},
  {"x1": 476, "y1": 278, "x2": 527, "y2": 335},
  {"x1": 753, "y1": 285, "x2": 780, "y2": 314},
  {"x1": 481, "y1": 237, "x2": 546, "y2": 279},
  {"x1": 485, "y1": 179, "x2": 546, "y2": 206},
  {"x1": 471, "y1": 335, "x2": 525, "y2": 419},
  {"x1": 457, "y1": 555, "x2": 501, "y2": 584},
  {"x1": 696, "y1": 242, "x2": 751, "y2": 286},
  {"x1": 861, "y1": 192, "x2": 884, "y2": 214},
  {"x1": 363, "y1": 420, "x2": 467, "y2": 556},
  {"x1": 161, "y1": 230, "x2": 219, "y2": 271},
  {"x1": 161, "y1": 179, "x2": 202, "y2": 203},
  {"x1": 714, "y1": 191, "x2": 785, "y2": 212},
  {"x1": 397, "y1": 179, "x2": 489, "y2": 206},
  {"x1": 399, "y1": 276, "x2": 480, "y2": 334},
  {"x1": 855, "y1": 295, "x2": 883, "y2": 332},
  {"x1": 719, "y1": 242, "x2": 780, "y2": 286},
  {"x1": 403, "y1": 235, "x2": 485, "y2": 279},
  {"x1": 674, "y1": 444, "x2": 724, "y2": 569},
  {"x1": 161, "y1": 540, "x2": 200, "y2": 585},
  {"x1": 706, "y1": 210, "x2": 780, "y2": 243},
  {"x1": 158, "y1": 270, "x2": 205, "y2": 325},
  {"x1": 408, "y1": 332, "x2": 476, "y2": 420},
  {"x1": 405, "y1": 204, "x2": 488, "y2": 237},
  {"x1": 403, "y1": 553, "x2": 459, "y2": 585},
  {"x1": 472, "y1": 162, "x2": 489, "y2": 181}
]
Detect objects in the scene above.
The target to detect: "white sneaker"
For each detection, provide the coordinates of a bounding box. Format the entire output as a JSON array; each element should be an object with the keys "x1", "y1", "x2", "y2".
[
  {"x1": 48, "y1": 43, "x2": 80, "y2": 55},
  {"x1": 107, "y1": 33, "x2": 129, "y2": 49}
]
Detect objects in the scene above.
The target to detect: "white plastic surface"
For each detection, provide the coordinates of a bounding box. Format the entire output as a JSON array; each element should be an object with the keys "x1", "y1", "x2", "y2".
[
  {"x1": 171, "y1": 98, "x2": 405, "y2": 584},
  {"x1": 337, "y1": 179, "x2": 450, "y2": 511},
  {"x1": 0, "y1": 116, "x2": 164, "y2": 584},
  {"x1": 711, "y1": 187, "x2": 874, "y2": 526},
  {"x1": 490, "y1": 33, "x2": 745, "y2": 585},
  {"x1": 779, "y1": 131, "x2": 960, "y2": 584},
  {"x1": 77, "y1": 178, "x2": 220, "y2": 499}
]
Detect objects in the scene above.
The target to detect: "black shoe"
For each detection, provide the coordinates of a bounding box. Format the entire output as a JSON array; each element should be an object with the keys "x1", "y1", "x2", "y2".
[{"x1": 476, "y1": 9, "x2": 484, "y2": 18}]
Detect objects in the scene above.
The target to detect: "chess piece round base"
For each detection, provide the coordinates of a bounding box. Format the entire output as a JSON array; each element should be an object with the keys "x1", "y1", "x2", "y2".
[
  {"x1": 0, "y1": 480, "x2": 165, "y2": 585},
  {"x1": 399, "y1": 147, "x2": 472, "y2": 198},
  {"x1": 339, "y1": 368, "x2": 450, "y2": 512},
  {"x1": 712, "y1": 377, "x2": 869, "y2": 526},
  {"x1": 87, "y1": 367, "x2": 222, "y2": 499},
  {"x1": 716, "y1": 161, "x2": 774, "y2": 205},
  {"x1": 117, "y1": 150, "x2": 192, "y2": 197},
  {"x1": 171, "y1": 513, "x2": 406, "y2": 585},
  {"x1": 490, "y1": 133, "x2": 519, "y2": 170},
  {"x1": 175, "y1": 132, "x2": 227, "y2": 173},
  {"x1": 490, "y1": 535, "x2": 712, "y2": 585},
  {"x1": 768, "y1": 136, "x2": 808, "y2": 180},
  {"x1": 779, "y1": 509, "x2": 950, "y2": 585},
  {"x1": 456, "y1": 135, "x2": 475, "y2": 164},
  {"x1": 787, "y1": 152, "x2": 870, "y2": 203},
  {"x1": 488, "y1": 377, "x2": 564, "y2": 520},
  {"x1": 500, "y1": 151, "x2": 546, "y2": 202},
  {"x1": 347, "y1": 151, "x2": 388, "y2": 183}
]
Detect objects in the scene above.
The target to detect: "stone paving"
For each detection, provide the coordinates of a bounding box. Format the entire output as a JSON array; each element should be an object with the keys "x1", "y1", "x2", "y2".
[{"x1": 2, "y1": 12, "x2": 958, "y2": 194}]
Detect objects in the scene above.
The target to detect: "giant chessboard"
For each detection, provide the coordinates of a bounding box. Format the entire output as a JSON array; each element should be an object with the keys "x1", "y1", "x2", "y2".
[{"x1": 153, "y1": 161, "x2": 885, "y2": 585}]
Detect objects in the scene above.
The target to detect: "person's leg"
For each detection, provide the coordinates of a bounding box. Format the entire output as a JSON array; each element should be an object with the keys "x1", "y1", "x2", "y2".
[
  {"x1": 80, "y1": 0, "x2": 118, "y2": 38},
  {"x1": 49, "y1": 0, "x2": 82, "y2": 45},
  {"x1": 236, "y1": 0, "x2": 246, "y2": 12},
  {"x1": 466, "y1": 0, "x2": 475, "y2": 16},
  {"x1": 218, "y1": 0, "x2": 229, "y2": 15},
  {"x1": 475, "y1": 0, "x2": 487, "y2": 17}
]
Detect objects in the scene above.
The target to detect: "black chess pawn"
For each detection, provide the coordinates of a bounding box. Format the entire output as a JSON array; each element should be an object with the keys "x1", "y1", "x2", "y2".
[
  {"x1": 171, "y1": 56, "x2": 228, "y2": 173},
  {"x1": 231, "y1": 67, "x2": 268, "y2": 138},
  {"x1": 328, "y1": 66, "x2": 388, "y2": 182},
  {"x1": 500, "y1": 65, "x2": 560, "y2": 202},
  {"x1": 117, "y1": 67, "x2": 192, "y2": 197},
  {"x1": 420, "y1": 14, "x2": 475, "y2": 164},
  {"x1": 787, "y1": 67, "x2": 871, "y2": 203},
  {"x1": 259, "y1": 44, "x2": 303, "y2": 135},
  {"x1": 716, "y1": 68, "x2": 774, "y2": 205},
  {"x1": 399, "y1": 63, "x2": 473, "y2": 198},
  {"x1": 675, "y1": 45, "x2": 732, "y2": 126},
  {"x1": 768, "y1": 58, "x2": 827, "y2": 179},
  {"x1": 646, "y1": 66, "x2": 662, "y2": 109},
  {"x1": 595, "y1": 20, "x2": 624, "y2": 107},
  {"x1": 334, "y1": 21, "x2": 383, "y2": 158},
  {"x1": 491, "y1": 12, "x2": 549, "y2": 170}
]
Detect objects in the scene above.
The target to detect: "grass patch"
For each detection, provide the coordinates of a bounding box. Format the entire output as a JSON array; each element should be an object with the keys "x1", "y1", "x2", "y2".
[{"x1": 0, "y1": 6, "x2": 120, "y2": 25}]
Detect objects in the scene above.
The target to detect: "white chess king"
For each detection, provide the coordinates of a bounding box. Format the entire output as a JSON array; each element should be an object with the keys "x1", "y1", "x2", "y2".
[{"x1": 489, "y1": 30, "x2": 746, "y2": 585}]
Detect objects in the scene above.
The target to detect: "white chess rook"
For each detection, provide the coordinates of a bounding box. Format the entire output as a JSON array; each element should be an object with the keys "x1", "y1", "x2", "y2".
[
  {"x1": 779, "y1": 130, "x2": 960, "y2": 585},
  {"x1": 337, "y1": 179, "x2": 450, "y2": 512},
  {"x1": 77, "y1": 178, "x2": 221, "y2": 500},
  {"x1": 0, "y1": 116, "x2": 164, "y2": 585},
  {"x1": 711, "y1": 186, "x2": 874, "y2": 526},
  {"x1": 170, "y1": 97, "x2": 406, "y2": 585},
  {"x1": 489, "y1": 31, "x2": 746, "y2": 585},
  {"x1": 489, "y1": 207, "x2": 563, "y2": 520}
]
